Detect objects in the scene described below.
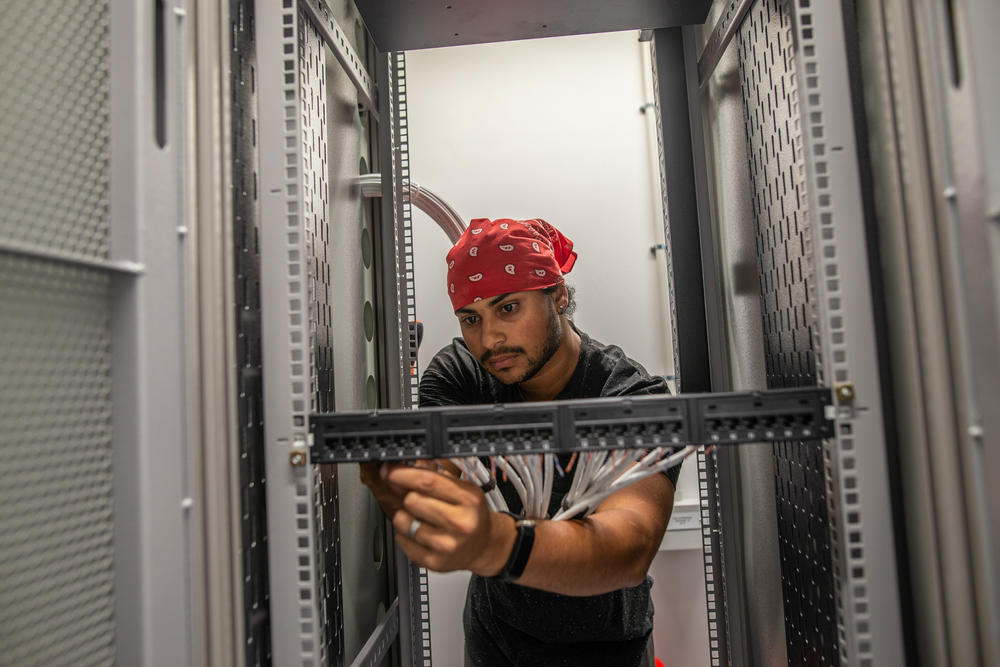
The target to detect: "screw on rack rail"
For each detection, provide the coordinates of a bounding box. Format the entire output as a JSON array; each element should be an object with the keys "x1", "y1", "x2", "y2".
[
  {"x1": 835, "y1": 382, "x2": 855, "y2": 404},
  {"x1": 289, "y1": 446, "x2": 308, "y2": 467}
]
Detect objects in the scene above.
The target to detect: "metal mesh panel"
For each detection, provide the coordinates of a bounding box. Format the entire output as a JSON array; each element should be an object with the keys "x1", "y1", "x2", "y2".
[
  {"x1": 316, "y1": 465, "x2": 344, "y2": 666},
  {"x1": 0, "y1": 254, "x2": 116, "y2": 665},
  {"x1": 299, "y1": 11, "x2": 345, "y2": 664},
  {"x1": 230, "y1": 0, "x2": 273, "y2": 663},
  {"x1": 738, "y1": 1, "x2": 839, "y2": 664},
  {"x1": 0, "y1": 1, "x2": 110, "y2": 260},
  {"x1": 302, "y1": 18, "x2": 335, "y2": 418}
]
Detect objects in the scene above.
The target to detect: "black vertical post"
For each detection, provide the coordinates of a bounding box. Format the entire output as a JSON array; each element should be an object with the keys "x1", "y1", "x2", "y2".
[
  {"x1": 652, "y1": 27, "x2": 731, "y2": 667},
  {"x1": 652, "y1": 28, "x2": 712, "y2": 394}
]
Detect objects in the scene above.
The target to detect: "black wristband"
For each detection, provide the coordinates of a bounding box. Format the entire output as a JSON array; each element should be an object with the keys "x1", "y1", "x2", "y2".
[{"x1": 492, "y1": 519, "x2": 535, "y2": 583}]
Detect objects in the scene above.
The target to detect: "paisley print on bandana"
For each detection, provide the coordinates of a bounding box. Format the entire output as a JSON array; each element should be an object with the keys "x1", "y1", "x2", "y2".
[{"x1": 445, "y1": 218, "x2": 577, "y2": 311}]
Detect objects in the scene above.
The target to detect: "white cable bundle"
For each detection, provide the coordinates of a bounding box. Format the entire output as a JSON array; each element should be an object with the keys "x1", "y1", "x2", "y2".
[
  {"x1": 452, "y1": 457, "x2": 509, "y2": 514},
  {"x1": 450, "y1": 446, "x2": 696, "y2": 521},
  {"x1": 552, "y1": 446, "x2": 695, "y2": 520}
]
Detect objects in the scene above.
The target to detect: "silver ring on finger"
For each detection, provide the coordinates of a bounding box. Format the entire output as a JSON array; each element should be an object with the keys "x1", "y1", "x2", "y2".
[{"x1": 407, "y1": 518, "x2": 423, "y2": 541}]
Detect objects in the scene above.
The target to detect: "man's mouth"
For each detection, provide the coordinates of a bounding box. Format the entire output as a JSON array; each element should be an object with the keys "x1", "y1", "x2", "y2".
[{"x1": 486, "y1": 354, "x2": 519, "y2": 371}]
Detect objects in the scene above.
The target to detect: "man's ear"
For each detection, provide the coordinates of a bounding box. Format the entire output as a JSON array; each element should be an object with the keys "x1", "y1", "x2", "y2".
[{"x1": 553, "y1": 283, "x2": 569, "y2": 313}]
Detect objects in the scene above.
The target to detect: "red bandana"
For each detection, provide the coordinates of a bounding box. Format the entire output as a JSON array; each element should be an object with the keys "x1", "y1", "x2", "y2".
[{"x1": 446, "y1": 218, "x2": 578, "y2": 311}]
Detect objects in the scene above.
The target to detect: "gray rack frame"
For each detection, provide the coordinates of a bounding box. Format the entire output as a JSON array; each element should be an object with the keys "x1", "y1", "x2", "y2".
[{"x1": 309, "y1": 388, "x2": 834, "y2": 463}]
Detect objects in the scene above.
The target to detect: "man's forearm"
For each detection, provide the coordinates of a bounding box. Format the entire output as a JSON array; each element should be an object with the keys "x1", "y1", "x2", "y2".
[
  {"x1": 382, "y1": 464, "x2": 674, "y2": 595},
  {"x1": 486, "y1": 474, "x2": 675, "y2": 596}
]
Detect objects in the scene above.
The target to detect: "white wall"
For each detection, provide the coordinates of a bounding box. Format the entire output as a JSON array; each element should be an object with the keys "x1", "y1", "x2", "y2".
[
  {"x1": 405, "y1": 31, "x2": 706, "y2": 667},
  {"x1": 406, "y1": 31, "x2": 673, "y2": 380}
]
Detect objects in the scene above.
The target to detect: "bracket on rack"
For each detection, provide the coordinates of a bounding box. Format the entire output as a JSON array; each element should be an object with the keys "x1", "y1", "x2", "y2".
[{"x1": 309, "y1": 387, "x2": 834, "y2": 463}]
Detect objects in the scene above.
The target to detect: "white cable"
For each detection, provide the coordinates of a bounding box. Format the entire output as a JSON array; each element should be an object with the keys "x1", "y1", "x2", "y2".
[
  {"x1": 552, "y1": 489, "x2": 617, "y2": 521},
  {"x1": 567, "y1": 449, "x2": 623, "y2": 509},
  {"x1": 552, "y1": 446, "x2": 697, "y2": 520},
  {"x1": 563, "y1": 450, "x2": 597, "y2": 508},
  {"x1": 530, "y1": 456, "x2": 545, "y2": 518},
  {"x1": 453, "y1": 457, "x2": 476, "y2": 481},
  {"x1": 507, "y1": 455, "x2": 536, "y2": 517},
  {"x1": 614, "y1": 446, "x2": 696, "y2": 489},
  {"x1": 541, "y1": 454, "x2": 554, "y2": 519},
  {"x1": 483, "y1": 492, "x2": 502, "y2": 513},
  {"x1": 473, "y1": 458, "x2": 510, "y2": 514},
  {"x1": 451, "y1": 457, "x2": 510, "y2": 514},
  {"x1": 562, "y1": 454, "x2": 593, "y2": 509},
  {"x1": 453, "y1": 444, "x2": 695, "y2": 521},
  {"x1": 531, "y1": 456, "x2": 546, "y2": 518},
  {"x1": 500, "y1": 457, "x2": 529, "y2": 513},
  {"x1": 587, "y1": 449, "x2": 644, "y2": 493}
]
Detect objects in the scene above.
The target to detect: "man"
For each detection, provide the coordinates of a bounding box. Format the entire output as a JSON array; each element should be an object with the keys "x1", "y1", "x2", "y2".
[{"x1": 361, "y1": 218, "x2": 678, "y2": 666}]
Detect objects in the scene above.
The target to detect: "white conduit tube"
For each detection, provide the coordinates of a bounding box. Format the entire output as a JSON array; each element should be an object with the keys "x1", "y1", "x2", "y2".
[{"x1": 355, "y1": 173, "x2": 467, "y2": 243}]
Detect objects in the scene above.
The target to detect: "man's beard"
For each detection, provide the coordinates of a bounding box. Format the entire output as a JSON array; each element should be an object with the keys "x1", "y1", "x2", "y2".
[{"x1": 480, "y1": 301, "x2": 563, "y2": 385}]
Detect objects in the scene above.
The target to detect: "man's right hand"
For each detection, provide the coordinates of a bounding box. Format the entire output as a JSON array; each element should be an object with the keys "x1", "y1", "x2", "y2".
[
  {"x1": 360, "y1": 460, "x2": 462, "y2": 520},
  {"x1": 359, "y1": 461, "x2": 515, "y2": 576},
  {"x1": 359, "y1": 462, "x2": 407, "y2": 519}
]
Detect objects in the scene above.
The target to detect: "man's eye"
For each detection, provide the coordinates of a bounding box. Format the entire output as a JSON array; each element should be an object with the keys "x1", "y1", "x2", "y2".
[
  {"x1": 461, "y1": 316, "x2": 479, "y2": 327},
  {"x1": 500, "y1": 302, "x2": 518, "y2": 314}
]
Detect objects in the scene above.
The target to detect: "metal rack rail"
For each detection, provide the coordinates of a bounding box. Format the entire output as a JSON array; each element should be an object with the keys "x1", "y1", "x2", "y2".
[{"x1": 310, "y1": 388, "x2": 834, "y2": 463}]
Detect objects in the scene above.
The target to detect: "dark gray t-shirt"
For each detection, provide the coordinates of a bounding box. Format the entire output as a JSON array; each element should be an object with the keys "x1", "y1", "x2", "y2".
[{"x1": 418, "y1": 329, "x2": 677, "y2": 667}]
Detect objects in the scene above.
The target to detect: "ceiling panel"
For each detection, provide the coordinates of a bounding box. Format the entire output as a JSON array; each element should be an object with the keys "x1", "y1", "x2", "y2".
[{"x1": 353, "y1": 0, "x2": 711, "y2": 51}]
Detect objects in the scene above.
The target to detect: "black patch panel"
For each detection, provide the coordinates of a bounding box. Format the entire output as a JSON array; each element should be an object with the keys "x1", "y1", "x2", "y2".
[{"x1": 309, "y1": 388, "x2": 833, "y2": 464}]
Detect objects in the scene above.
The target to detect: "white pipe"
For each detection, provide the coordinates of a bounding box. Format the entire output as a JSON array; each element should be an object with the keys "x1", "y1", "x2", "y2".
[{"x1": 355, "y1": 173, "x2": 467, "y2": 243}]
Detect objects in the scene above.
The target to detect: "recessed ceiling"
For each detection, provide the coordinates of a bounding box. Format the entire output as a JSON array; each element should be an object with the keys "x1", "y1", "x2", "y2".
[{"x1": 353, "y1": 0, "x2": 712, "y2": 51}]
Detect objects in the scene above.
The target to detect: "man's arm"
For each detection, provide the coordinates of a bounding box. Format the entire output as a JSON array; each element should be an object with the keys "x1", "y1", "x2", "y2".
[{"x1": 379, "y1": 463, "x2": 675, "y2": 597}]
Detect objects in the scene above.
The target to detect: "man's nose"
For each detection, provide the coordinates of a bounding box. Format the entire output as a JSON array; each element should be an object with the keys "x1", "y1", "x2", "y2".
[{"x1": 481, "y1": 317, "x2": 506, "y2": 349}]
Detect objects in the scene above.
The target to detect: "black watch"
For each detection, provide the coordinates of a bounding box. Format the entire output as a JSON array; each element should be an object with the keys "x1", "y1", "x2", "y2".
[{"x1": 493, "y1": 518, "x2": 536, "y2": 583}]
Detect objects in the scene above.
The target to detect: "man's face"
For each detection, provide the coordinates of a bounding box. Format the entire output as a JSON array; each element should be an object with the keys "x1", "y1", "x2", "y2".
[{"x1": 455, "y1": 289, "x2": 563, "y2": 385}]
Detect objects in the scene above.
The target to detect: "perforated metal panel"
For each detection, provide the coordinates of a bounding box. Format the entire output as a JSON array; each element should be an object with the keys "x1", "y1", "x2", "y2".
[
  {"x1": 0, "y1": 2, "x2": 117, "y2": 663},
  {"x1": 740, "y1": 2, "x2": 817, "y2": 387},
  {"x1": 299, "y1": 10, "x2": 346, "y2": 664},
  {"x1": 0, "y1": 254, "x2": 116, "y2": 665},
  {"x1": 0, "y1": 1, "x2": 110, "y2": 260},
  {"x1": 230, "y1": 0, "x2": 273, "y2": 663},
  {"x1": 301, "y1": 14, "x2": 335, "y2": 418},
  {"x1": 738, "y1": 1, "x2": 839, "y2": 664}
]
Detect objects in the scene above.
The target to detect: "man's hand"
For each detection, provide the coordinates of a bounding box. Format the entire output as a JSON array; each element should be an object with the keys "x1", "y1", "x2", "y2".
[
  {"x1": 361, "y1": 460, "x2": 676, "y2": 594},
  {"x1": 359, "y1": 461, "x2": 407, "y2": 519},
  {"x1": 359, "y1": 459, "x2": 465, "y2": 520},
  {"x1": 382, "y1": 465, "x2": 515, "y2": 576}
]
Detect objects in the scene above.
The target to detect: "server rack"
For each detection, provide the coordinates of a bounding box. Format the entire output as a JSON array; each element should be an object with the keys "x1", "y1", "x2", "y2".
[
  {"x1": 246, "y1": 0, "x2": 999, "y2": 665},
  {"x1": 254, "y1": 1, "x2": 907, "y2": 665},
  {"x1": 1, "y1": 1, "x2": 998, "y2": 666}
]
